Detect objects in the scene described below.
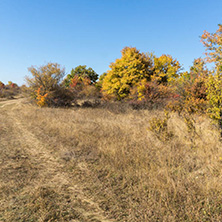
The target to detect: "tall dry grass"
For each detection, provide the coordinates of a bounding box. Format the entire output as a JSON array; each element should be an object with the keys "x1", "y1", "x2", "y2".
[{"x1": 1, "y1": 102, "x2": 222, "y2": 221}]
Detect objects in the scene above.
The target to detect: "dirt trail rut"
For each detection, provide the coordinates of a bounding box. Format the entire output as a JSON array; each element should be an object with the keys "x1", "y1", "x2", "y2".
[
  {"x1": 0, "y1": 100, "x2": 113, "y2": 221},
  {"x1": 0, "y1": 97, "x2": 25, "y2": 108}
]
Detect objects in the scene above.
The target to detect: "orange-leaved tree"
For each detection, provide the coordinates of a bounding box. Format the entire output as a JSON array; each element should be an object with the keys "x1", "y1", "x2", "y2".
[
  {"x1": 201, "y1": 24, "x2": 222, "y2": 64},
  {"x1": 201, "y1": 24, "x2": 222, "y2": 131},
  {"x1": 64, "y1": 65, "x2": 101, "y2": 100},
  {"x1": 130, "y1": 78, "x2": 175, "y2": 108},
  {"x1": 168, "y1": 58, "x2": 209, "y2": 114}
]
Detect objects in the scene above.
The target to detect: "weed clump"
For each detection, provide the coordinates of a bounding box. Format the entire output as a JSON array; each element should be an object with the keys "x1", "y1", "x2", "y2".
[{"x1": 148, "y1": 111, "x2": 174, "y2": 141}]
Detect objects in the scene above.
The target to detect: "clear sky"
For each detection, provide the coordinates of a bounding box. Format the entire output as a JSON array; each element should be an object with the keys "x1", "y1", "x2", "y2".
[{"x1": 0, "y1": 0, "x2": 221, "y2": 85}]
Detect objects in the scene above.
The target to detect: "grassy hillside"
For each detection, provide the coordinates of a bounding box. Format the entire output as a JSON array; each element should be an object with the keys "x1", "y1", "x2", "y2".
[{"x1": 0, "y1": 100, "x2": 222, "y2": 221}]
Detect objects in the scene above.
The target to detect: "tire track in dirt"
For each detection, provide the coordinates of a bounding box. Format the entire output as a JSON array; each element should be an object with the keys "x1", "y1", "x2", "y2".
[
  {"x1": 1, "y1": 101, "x2": 113, "y2": 222},
  {"x1": 0, "y1": 98, "x2": 25, "y2": 108}
]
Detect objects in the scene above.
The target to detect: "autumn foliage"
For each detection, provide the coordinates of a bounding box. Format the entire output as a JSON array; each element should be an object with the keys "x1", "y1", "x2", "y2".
[
  {"x1": 65, "y1": 70, "x2": 101, "y2": 101},
  {"x1": 168, "y1": 58, "x2": 209, "y2": 114},
  {"x1": 64, "y1": 65, "x2": 98, "y2": 86},
  {"x1": 22, "y1": 24, "x2": 222, "y2": 134},
  {"x1": 101, "y1": 47, "x2": 182, "y2": 103},
  {"x1": 201, "y1": 24, "x2": 222, "y2": 130},
  {"x1": 35, "y1": 86, "x2": 48, "y2": 107},
  {"x1": 0, "y1": 81, "x2": 20, "y2": 98},
  {"x1": 69, "y1": 75, "x2": 91, "y2": 93},
  {"x1": 25, "y1": 63, "x2": 74, "y2": 107},
  {"x1": 201, "y1": 24, "x2": 222, "y2": 64},
  {"x1": 0, "y1": 81, "x2": 5, "y2": 89},
  {"x1": 152, "y1": 54, "x2": 181, "y2": 84},
  {"x1": 102, "y1": 47, "x2": 153, "y2": 100}
]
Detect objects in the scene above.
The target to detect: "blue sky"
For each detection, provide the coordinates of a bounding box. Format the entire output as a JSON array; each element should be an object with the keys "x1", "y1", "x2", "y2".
[{"x1": 0, "y1": 0, "x2": 221, "y2": 85}]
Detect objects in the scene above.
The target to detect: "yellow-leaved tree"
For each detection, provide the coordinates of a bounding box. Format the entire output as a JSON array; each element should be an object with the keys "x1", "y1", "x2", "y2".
[
  {"x1": 102, "y1": 47, "x2": 153, "y2": 100},
  {"x1": 207, "y1": 73, "x2": 222, "y2": 128},
  {"x1": 133, "y1": 54, "x2": 181, "y2": 104},
  {"x1": 152, "y1": 54, "x2": 181, "y2": 84}
]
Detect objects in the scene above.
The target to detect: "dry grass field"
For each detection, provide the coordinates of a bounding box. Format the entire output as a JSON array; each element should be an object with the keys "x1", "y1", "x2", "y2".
[{"x1": 0, "y1": 99, "x2": 222, "y2": 221}]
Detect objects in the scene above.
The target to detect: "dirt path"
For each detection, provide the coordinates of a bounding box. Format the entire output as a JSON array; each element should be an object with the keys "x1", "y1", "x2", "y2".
[
  {"x1": 0, "y1": 97, "x2": 25, "y2": 108},
  {"x1": 0, "y1": 100, "x2": 113, "y2": 221}
]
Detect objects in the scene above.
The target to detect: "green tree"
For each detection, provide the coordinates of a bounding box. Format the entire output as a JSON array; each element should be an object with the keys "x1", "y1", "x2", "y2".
[
  {"x1": 65, "y1": 65, "x2": 98, "y2": 86},
  {"x1": 102, "y1": 47, "x2": 153, "y2": 100}
]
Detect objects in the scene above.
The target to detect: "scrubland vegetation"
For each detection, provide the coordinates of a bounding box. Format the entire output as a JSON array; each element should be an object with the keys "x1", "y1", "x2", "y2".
[
  {"x1": 0, "y1": 81, "x2": 21, "y2": 99},
  {"x1": 1, "y1": 25, "x2": 222, "y2": 221},
  {"x1": 23, "y1": 25, "x2": 222, "y2": 132},
  {"x1": 1, "y1": 102, "x2": 222, "y2": 221}
]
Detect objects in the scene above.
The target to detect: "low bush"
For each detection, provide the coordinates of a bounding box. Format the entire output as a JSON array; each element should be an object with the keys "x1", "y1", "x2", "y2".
[{"x1": 148, "y1": 111, "x2": 174, "y2": 141}]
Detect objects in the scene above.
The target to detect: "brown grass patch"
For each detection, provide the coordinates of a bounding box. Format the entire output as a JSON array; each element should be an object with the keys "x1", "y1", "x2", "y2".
[{"x1": 0, "y1": 101, "x2": 222, "y2": 221}]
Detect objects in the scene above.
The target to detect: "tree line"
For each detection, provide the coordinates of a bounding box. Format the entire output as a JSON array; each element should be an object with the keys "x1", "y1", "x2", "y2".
[{"x1": 3, "y1": 25, "x2": 221, "y2": 130}]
